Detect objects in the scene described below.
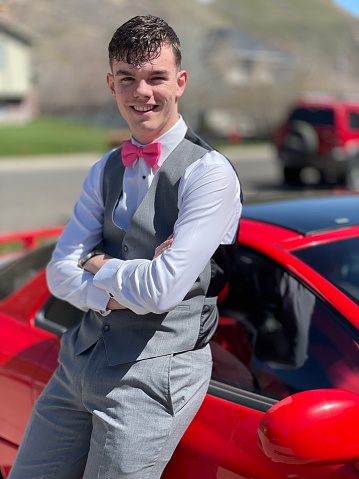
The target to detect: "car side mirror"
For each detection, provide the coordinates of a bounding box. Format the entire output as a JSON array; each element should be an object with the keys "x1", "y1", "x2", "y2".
[{"x1": 257, "y1": 389, "x2": 359, "y2": 466}]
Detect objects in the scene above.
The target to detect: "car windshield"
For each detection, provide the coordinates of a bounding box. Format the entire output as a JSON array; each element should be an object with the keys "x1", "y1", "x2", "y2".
[
  {"x1": 293, "y1": 236, "x2": 359, "y2": 305},
  {"x1": 0, "y1": 242, "x2": 55, "y2": 300},
  {"x1": 289, "y1": 107, "x2": 334, "y2": 126}
]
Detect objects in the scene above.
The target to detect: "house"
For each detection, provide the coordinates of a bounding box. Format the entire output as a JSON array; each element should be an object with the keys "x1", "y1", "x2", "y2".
[
  {"x1": 205, "y1": 28, "x2": 295, "y2": 86},
  {"x1": 0, "y1": 12, "x2": 36, "y2": 124},
  {"x1": 199, "y1": 28, "x2": 296, "y2": 138}
]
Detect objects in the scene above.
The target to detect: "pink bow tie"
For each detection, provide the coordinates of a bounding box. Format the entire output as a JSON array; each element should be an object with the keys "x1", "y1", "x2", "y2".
[{"x1": 122, "y1": 141, "x2": 161, "y2": 169}]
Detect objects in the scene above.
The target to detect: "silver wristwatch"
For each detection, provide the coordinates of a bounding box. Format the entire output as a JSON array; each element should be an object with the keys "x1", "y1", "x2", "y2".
[{"x1": 78, "y1": 250, "x2": 103, "y2": 269}]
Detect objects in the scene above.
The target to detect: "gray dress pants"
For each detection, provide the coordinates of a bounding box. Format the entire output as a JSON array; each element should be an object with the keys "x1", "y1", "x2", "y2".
[{"x1": 8, "y1": 326, "x2": 212, "y2": 479}]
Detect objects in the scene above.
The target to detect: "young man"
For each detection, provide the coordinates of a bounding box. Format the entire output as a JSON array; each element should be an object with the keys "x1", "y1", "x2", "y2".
[{"x1": 9, "y1": 15, "x2": 242, "y2": 479}]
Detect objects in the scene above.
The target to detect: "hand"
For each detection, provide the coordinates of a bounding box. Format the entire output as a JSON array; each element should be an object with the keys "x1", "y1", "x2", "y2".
[
  {"x1": 83, "y1": 253, "x2": 112, "y2": 275},
  {"x1": 154, "y1": 234, "x2": 174, "y2": 259},
  {"x1": 106, "y1": 297, "x2": 127, "y2": 311}
]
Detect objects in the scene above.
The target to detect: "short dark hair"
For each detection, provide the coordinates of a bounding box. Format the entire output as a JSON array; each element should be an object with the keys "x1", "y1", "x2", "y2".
[{"x1": 108, "y1": 15, "x2": 182, "y2": 69}]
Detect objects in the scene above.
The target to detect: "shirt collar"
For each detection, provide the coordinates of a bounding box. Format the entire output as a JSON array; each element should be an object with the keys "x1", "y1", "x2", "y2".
[{"x1": 131, "y1": 116, "x2": 187, "y2": 169}]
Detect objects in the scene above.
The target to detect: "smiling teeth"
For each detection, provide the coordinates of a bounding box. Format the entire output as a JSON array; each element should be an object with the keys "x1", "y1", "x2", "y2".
[{"x1": 134, "y1": 106, "x2": 153, "y2": 111}]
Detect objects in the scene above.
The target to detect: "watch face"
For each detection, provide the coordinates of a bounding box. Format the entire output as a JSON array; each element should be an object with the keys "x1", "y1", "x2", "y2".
[{"x1": 79, "y1": 253, "x2": 91, "y2": 268}]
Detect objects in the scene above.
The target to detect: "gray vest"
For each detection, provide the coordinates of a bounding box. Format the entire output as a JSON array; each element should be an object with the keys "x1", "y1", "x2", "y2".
[{"x1": 74, "y1": 131, "x2": 233, "y2": 365}]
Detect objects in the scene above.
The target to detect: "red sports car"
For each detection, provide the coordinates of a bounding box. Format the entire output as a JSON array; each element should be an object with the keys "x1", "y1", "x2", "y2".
[{"x1": 1, "y1": 194, "x2": 359, "y2": 479}]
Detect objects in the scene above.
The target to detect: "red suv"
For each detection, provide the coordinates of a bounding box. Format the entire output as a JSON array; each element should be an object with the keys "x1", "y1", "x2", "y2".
[{"x1": 273, "y1": 95, "x2": 359, "y2": 188}]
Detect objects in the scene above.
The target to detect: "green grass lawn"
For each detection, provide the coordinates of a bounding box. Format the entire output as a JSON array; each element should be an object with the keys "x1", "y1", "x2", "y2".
[
  {"x1": 0, "y1": 116, "x2": 255, "y2": 157},
  {"x1": 0, "y1": 117, "x2": 113, "y2": 156}
]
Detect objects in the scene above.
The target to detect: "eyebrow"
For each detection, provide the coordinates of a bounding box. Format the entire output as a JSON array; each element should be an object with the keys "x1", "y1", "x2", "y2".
[
  {"x1": 114, "y1": 69, "x2": 132, "y2": 77},
  {"x1": 114, "y1": 68, "x2": 170, "y2": 77}
]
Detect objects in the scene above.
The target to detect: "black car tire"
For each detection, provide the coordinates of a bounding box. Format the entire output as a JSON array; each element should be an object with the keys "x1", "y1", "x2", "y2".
[
  {"x1": 346, "y1": 154, "x2": 359, "y2": 190},
  {"x1": 282, "y1": 120, "x2": 318, "y2": 156},
  {"x1": 283, "y1": 166, "x2": 301, "y2": 185}
]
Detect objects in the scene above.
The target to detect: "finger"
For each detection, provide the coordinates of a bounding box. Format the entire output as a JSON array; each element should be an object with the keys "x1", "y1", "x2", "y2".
[{"x1": 154, "y1": 239, "x2": 173, "y2": 258}]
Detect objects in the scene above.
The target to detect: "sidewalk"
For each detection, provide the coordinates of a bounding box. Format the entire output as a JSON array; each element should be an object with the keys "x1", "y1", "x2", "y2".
[
  {"x1": 221, "y1": 143, "x2": 273, "y2": 162},
  {"x1": 0, "y1": 152, "x2": 101, "y2": 172},
  {"x1": 0, "y1": 144, "x2": 273, "y2": 171}
]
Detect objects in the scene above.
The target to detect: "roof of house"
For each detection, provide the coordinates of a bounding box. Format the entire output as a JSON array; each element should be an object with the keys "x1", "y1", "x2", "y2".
[
  {"x1": 0, "y1": 15, "x2": 34, "y2": 45},
  {"x1": 207, "y1": 27, "x2": 294, "y2": 63}
]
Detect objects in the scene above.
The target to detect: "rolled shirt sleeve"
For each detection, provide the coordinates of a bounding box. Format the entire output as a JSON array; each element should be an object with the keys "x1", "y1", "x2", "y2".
[{"x1": 46, "y1": 146, "x2": 242, "y2": 316}]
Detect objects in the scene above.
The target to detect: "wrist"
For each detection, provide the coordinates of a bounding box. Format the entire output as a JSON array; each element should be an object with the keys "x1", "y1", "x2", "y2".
[{"x1": 78, "y1": 250, "x2": 103, "y2": 269}]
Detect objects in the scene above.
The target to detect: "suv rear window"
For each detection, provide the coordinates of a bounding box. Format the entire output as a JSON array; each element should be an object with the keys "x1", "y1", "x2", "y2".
[
  {"x1": 349, "y1": 112, "x2": 359, "y2": 129},
  {"x1": 289, "y1": 107, "x2": 334, "y2": 126}
]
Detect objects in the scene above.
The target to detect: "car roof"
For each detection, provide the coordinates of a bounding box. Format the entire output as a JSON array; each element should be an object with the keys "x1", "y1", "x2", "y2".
[
  {"x1": 293, "y1": 96, "x2": 359, "y2": 110},
  {"x1": 242, "y1": 195, "x2": 359, "y2": 235}
]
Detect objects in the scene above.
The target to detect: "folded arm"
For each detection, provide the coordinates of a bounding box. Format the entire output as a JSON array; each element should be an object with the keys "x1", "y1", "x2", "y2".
[{"x1": 46, "y1": 151, "x2": 242, "y2": 315}]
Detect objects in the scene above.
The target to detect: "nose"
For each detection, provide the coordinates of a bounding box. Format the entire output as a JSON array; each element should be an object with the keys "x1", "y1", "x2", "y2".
[{"x1": 133, "y1": 79, "x2": 152, "y2": 98}]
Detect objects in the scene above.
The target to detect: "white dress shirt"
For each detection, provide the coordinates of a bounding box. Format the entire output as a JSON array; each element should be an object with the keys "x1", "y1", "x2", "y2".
[{"x1": 46, "y1": 117, "x2": 242, "y2": 315}]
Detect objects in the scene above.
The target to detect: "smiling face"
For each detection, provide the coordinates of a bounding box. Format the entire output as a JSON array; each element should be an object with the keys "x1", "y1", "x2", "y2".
[{"x1": 107, "y1": 44, "x2": 188, "y2": 145}]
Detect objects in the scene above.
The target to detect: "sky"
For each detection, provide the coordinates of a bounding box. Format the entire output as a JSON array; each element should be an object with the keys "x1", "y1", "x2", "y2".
[{"x1": 334, "y1": 0, "x2": 359, "y2": 18}]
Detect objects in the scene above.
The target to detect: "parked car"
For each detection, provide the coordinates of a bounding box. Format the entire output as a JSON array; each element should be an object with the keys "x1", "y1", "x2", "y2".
[
  {"x1": 1, "y1": 194, "x2": 359, "y2": 479},
  {"x1": 273, "y1": 95, "x2": 359, "y2": 188}
]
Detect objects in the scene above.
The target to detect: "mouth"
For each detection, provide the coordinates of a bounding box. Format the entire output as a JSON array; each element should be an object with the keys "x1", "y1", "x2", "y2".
[{"x1": 132, "y1": 105, "x2": 157, "y2": 113}]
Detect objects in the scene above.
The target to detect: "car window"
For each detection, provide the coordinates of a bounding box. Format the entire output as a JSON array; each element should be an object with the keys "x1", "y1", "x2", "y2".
[
  {"x1": 211, "y1": 245, "x2": 359, "y2": 401},
  {"x1": 293, "y1": 236, "x2": 359, "y2": 306},
  {"x1": 289, "y1": 107, "x2": 334, "y2": 125},
  {"x1": 349, "y1": 111, "x2": 359, "y2": 129},
  {"x1": 0, "y1": 243, "x2": 54, "y2": 300}
]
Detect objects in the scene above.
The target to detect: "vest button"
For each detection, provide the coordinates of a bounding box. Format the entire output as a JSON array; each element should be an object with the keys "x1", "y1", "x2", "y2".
[
  {"x1": 103, "y1": 324, "x2": 110, "y2": 332},
  {"x1": 203, "y1": 305, "x2": 210, "y2": 313},
  {"x1": 123, "y1": 245, "x2": 128, "y2": 252}
]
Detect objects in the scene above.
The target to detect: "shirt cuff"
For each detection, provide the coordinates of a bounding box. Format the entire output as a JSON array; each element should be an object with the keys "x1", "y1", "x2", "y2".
[
  {"x1": 93, "y1": 258, "x2": 150, "y2": 315},
  {"x1": 93, "y1": 258, "x2": 122, "y2": 292},
  {"x1": 86, "y1": 281, "x2": 112, "y2": 316}
]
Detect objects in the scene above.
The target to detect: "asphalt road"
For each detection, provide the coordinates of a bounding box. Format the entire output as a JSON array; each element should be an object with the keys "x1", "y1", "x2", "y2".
[{"x1": 0, "y1": 144, "x2": 281, "y2": 233}]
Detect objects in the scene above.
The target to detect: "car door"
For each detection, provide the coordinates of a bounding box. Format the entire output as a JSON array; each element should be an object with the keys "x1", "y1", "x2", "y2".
[
  {"x1": 0, "y1": 310, "x2": 59, "y2": 478},
  {"x1": 0, "y1": 247, "x2": 59, "y2": 458},
  {"x1": 163, "y1": 244, "x2": 359, "y2": 478}
]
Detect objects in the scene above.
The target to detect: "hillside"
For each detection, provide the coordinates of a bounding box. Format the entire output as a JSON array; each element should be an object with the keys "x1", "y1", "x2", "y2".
[{"x1": 3, "y1": 0, "x2": 359, "y2": 131}]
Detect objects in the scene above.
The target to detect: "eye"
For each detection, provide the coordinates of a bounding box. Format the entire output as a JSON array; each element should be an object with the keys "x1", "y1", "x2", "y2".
[
  {"x1": 150, "y1": 70, "x2": 169, "y2": 82},
  {"x1": 120, "y1": 76, "x2": 135, "y2": 83},
  {"x1": 151, "y1": 75, "x2": 168, "y2": 83}
]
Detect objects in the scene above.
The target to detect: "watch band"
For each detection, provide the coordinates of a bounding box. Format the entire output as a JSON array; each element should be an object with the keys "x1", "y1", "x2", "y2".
[{"x1": 78, "y1": 250, "x2": 103, "y2": 269}]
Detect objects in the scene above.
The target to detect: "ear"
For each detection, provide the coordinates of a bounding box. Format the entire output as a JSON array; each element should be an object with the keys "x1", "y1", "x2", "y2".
[
  {"x1": 106, "y1": 73, "x2": 116, "y2": 98},
  {"x1": 176, "y1": 69, "x2": 188, "y2": 99}
]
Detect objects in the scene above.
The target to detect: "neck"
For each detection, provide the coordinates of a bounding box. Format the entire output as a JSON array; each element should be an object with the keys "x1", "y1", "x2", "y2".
[{"x1": 131, "y1": 115, "x2": 181, "y2": 145}]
